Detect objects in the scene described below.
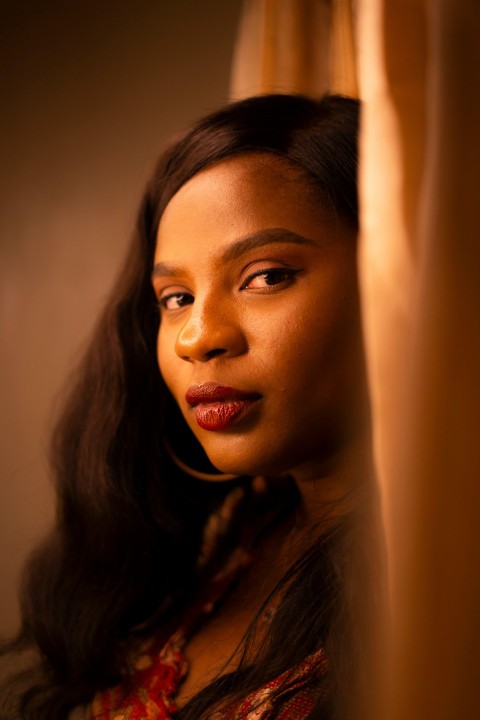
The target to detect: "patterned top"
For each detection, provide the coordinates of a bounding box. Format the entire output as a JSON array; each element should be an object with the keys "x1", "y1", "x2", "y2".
[
  {"x1": 89, "y1": 641, "x2": 326, "y2": 720},
  {"x1": 88, "y1": 486, "x2": 327, "y2": 719}
]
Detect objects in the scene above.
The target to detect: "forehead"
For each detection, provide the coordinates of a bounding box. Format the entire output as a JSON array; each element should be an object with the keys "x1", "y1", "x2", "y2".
[{"x1": 155, "y1": 154, "x2": 330, "y2": 260}]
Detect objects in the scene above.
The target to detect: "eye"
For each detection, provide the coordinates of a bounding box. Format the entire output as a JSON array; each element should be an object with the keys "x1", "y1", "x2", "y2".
[
  {"x1": 240, "y1": 267, "x2": 302, "y2": 292},
  {"x1": 158, "y1": 291, "x2": 194, "y2": 311}
]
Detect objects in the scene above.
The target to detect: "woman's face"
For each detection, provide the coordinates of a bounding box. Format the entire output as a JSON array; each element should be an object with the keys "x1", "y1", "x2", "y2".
[{"x1": 153, "y1": 154, "x2": 365, "y2": 480}]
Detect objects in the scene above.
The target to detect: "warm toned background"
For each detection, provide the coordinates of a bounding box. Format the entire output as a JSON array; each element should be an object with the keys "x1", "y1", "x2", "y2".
[
  {"x1": 0, "y1": 0, "x2": 243, "y2": 636},
  {"x1": 2, "y1": 2, "x2": 480, "y2": 716}
]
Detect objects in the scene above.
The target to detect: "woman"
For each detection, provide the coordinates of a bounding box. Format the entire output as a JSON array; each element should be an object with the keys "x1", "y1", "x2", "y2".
[{"x1": 2, "y1": 94, "x2": 378, "y2": 720}]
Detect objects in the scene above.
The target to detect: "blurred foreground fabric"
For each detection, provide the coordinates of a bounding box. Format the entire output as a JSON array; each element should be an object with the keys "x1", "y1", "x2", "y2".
[{"x1": 231, "y1": 1, "x2": 480, "y2": 718}]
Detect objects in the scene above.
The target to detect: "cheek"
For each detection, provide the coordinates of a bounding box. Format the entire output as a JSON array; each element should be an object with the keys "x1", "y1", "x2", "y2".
[
  {"x1": 246, "y1": 308, "x2": 325, "y2": 408},
  {"x1": 276, "y1": 287, "x2": 359, "y2": 392},
  {"x1": 156, "y1": 327, "x2": 179, "y2": 395}
]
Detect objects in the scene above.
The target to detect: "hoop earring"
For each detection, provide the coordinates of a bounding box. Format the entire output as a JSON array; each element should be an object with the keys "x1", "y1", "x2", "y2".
[{"x1": 164, "y1": 437, "x2": 239, "y2": 482}]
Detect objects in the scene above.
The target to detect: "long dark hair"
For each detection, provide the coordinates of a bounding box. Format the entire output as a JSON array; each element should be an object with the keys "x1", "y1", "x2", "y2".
[{"x1": 1, "y1": 95, "x2": 374, "y2": 720}]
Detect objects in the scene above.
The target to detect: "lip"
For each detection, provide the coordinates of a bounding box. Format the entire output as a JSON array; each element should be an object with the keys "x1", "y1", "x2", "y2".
[{"x1": 185, "y1": 384, "x2": 261, "y2": 431}]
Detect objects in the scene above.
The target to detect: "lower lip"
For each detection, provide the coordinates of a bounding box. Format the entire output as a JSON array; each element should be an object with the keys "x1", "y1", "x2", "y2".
[{"x1": 194, "y1": 400, "x2": 256, "y2": 431}]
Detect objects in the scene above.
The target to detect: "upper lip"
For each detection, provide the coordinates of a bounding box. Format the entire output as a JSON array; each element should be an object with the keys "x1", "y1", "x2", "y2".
[{"x1": 185, "y1": 383, "x2": 261, "y2": 407}]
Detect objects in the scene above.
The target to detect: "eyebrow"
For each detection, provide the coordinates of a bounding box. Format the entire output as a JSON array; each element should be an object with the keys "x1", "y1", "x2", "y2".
[{"x1": 151, "y1": 228, "x2": 317, "y2": 279}]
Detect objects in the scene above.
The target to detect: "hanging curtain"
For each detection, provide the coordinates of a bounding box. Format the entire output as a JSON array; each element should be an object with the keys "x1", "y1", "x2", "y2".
[
  {"x1": 230, "y1": 0, "x2": 358, "y2": 99},
  {"x1": 230, "y1": 0, "x2": 480, "y2": 718},
  {"x1": 358, "y1": 1, "x2": 480, "y2": 718}
]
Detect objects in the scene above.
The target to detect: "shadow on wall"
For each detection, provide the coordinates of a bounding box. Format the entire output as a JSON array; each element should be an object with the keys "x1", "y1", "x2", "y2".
[{"x1": 0, "y1": 0, "x2": 243, "y2": 636}]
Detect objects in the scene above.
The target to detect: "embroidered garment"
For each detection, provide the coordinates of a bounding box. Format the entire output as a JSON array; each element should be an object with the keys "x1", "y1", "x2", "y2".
[
  {"x1": 90, "y1": 634, "x2": 326, "y2": 720},
  {"x1": 89, "y1": 486, "x2": 327, "y2": 719},
  {"x1": 89, "y1": 545, "x2": 327, "y2": 720}
]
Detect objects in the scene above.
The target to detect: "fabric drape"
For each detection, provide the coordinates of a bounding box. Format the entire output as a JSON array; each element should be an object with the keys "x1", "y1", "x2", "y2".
[
  {"x1": 358, "y1": 2, "x2": 480, "y2": 718},
  {"x1": 230, "y1": 0, "x2": 480, "y2": 717},
  {"x1": 230, "y1": 0, "x2": 357, "y2": 99}
]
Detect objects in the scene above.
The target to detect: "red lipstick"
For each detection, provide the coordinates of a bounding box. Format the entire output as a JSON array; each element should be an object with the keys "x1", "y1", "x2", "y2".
[{"x1": 185, "y1": 384, "x2": 261, "y2": 431}]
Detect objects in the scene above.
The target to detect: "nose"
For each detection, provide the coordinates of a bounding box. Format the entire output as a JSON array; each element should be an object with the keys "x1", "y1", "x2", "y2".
[{"x1": 174, "y1": 293, "x2": 247, "y2": 363}]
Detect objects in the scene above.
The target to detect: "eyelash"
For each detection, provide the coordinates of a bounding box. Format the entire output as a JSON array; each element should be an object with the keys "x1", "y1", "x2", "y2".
[
  {"x1": 157, "y1": 292, "x2": 194, "y2": 311},
  {"x1": 156, "y1": 267, "x2": 302, "y2": 312},
  {"x1": 239, "y1": 266, "x2": 302, "y2": 290}
]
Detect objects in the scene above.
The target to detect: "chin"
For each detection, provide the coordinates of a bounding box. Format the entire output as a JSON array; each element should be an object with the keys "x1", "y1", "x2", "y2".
[
  {"x1": 202, "y1": 426, "x2": 344, "y2": 480},
  {"x1": 204, "y1": 443, "x2": 294, "y2": 479}
]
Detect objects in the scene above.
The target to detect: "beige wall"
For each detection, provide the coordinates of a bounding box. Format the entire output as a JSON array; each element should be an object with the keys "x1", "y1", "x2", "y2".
[{"x1": 0, "y1": 0, "x2": 243, "y2": 635}]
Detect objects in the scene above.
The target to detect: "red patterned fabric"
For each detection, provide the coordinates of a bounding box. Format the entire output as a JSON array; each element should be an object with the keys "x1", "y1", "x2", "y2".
[
  {"x1": 89, "y1": 513, "x2": 327, "y2": 718},
  {"x1": 89, "y1": 635, "x2": 326, "y2": 720}
]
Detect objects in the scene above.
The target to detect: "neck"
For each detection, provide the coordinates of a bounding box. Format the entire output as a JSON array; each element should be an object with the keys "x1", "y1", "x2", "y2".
[{"x1": 288, "y1": 429, "x2": 372, "y2": 528}]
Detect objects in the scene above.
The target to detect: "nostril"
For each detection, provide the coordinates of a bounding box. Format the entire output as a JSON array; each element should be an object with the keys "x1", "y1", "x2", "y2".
[{"x1": 205, "y1": 348, "x2": 227, "y2": 360}]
